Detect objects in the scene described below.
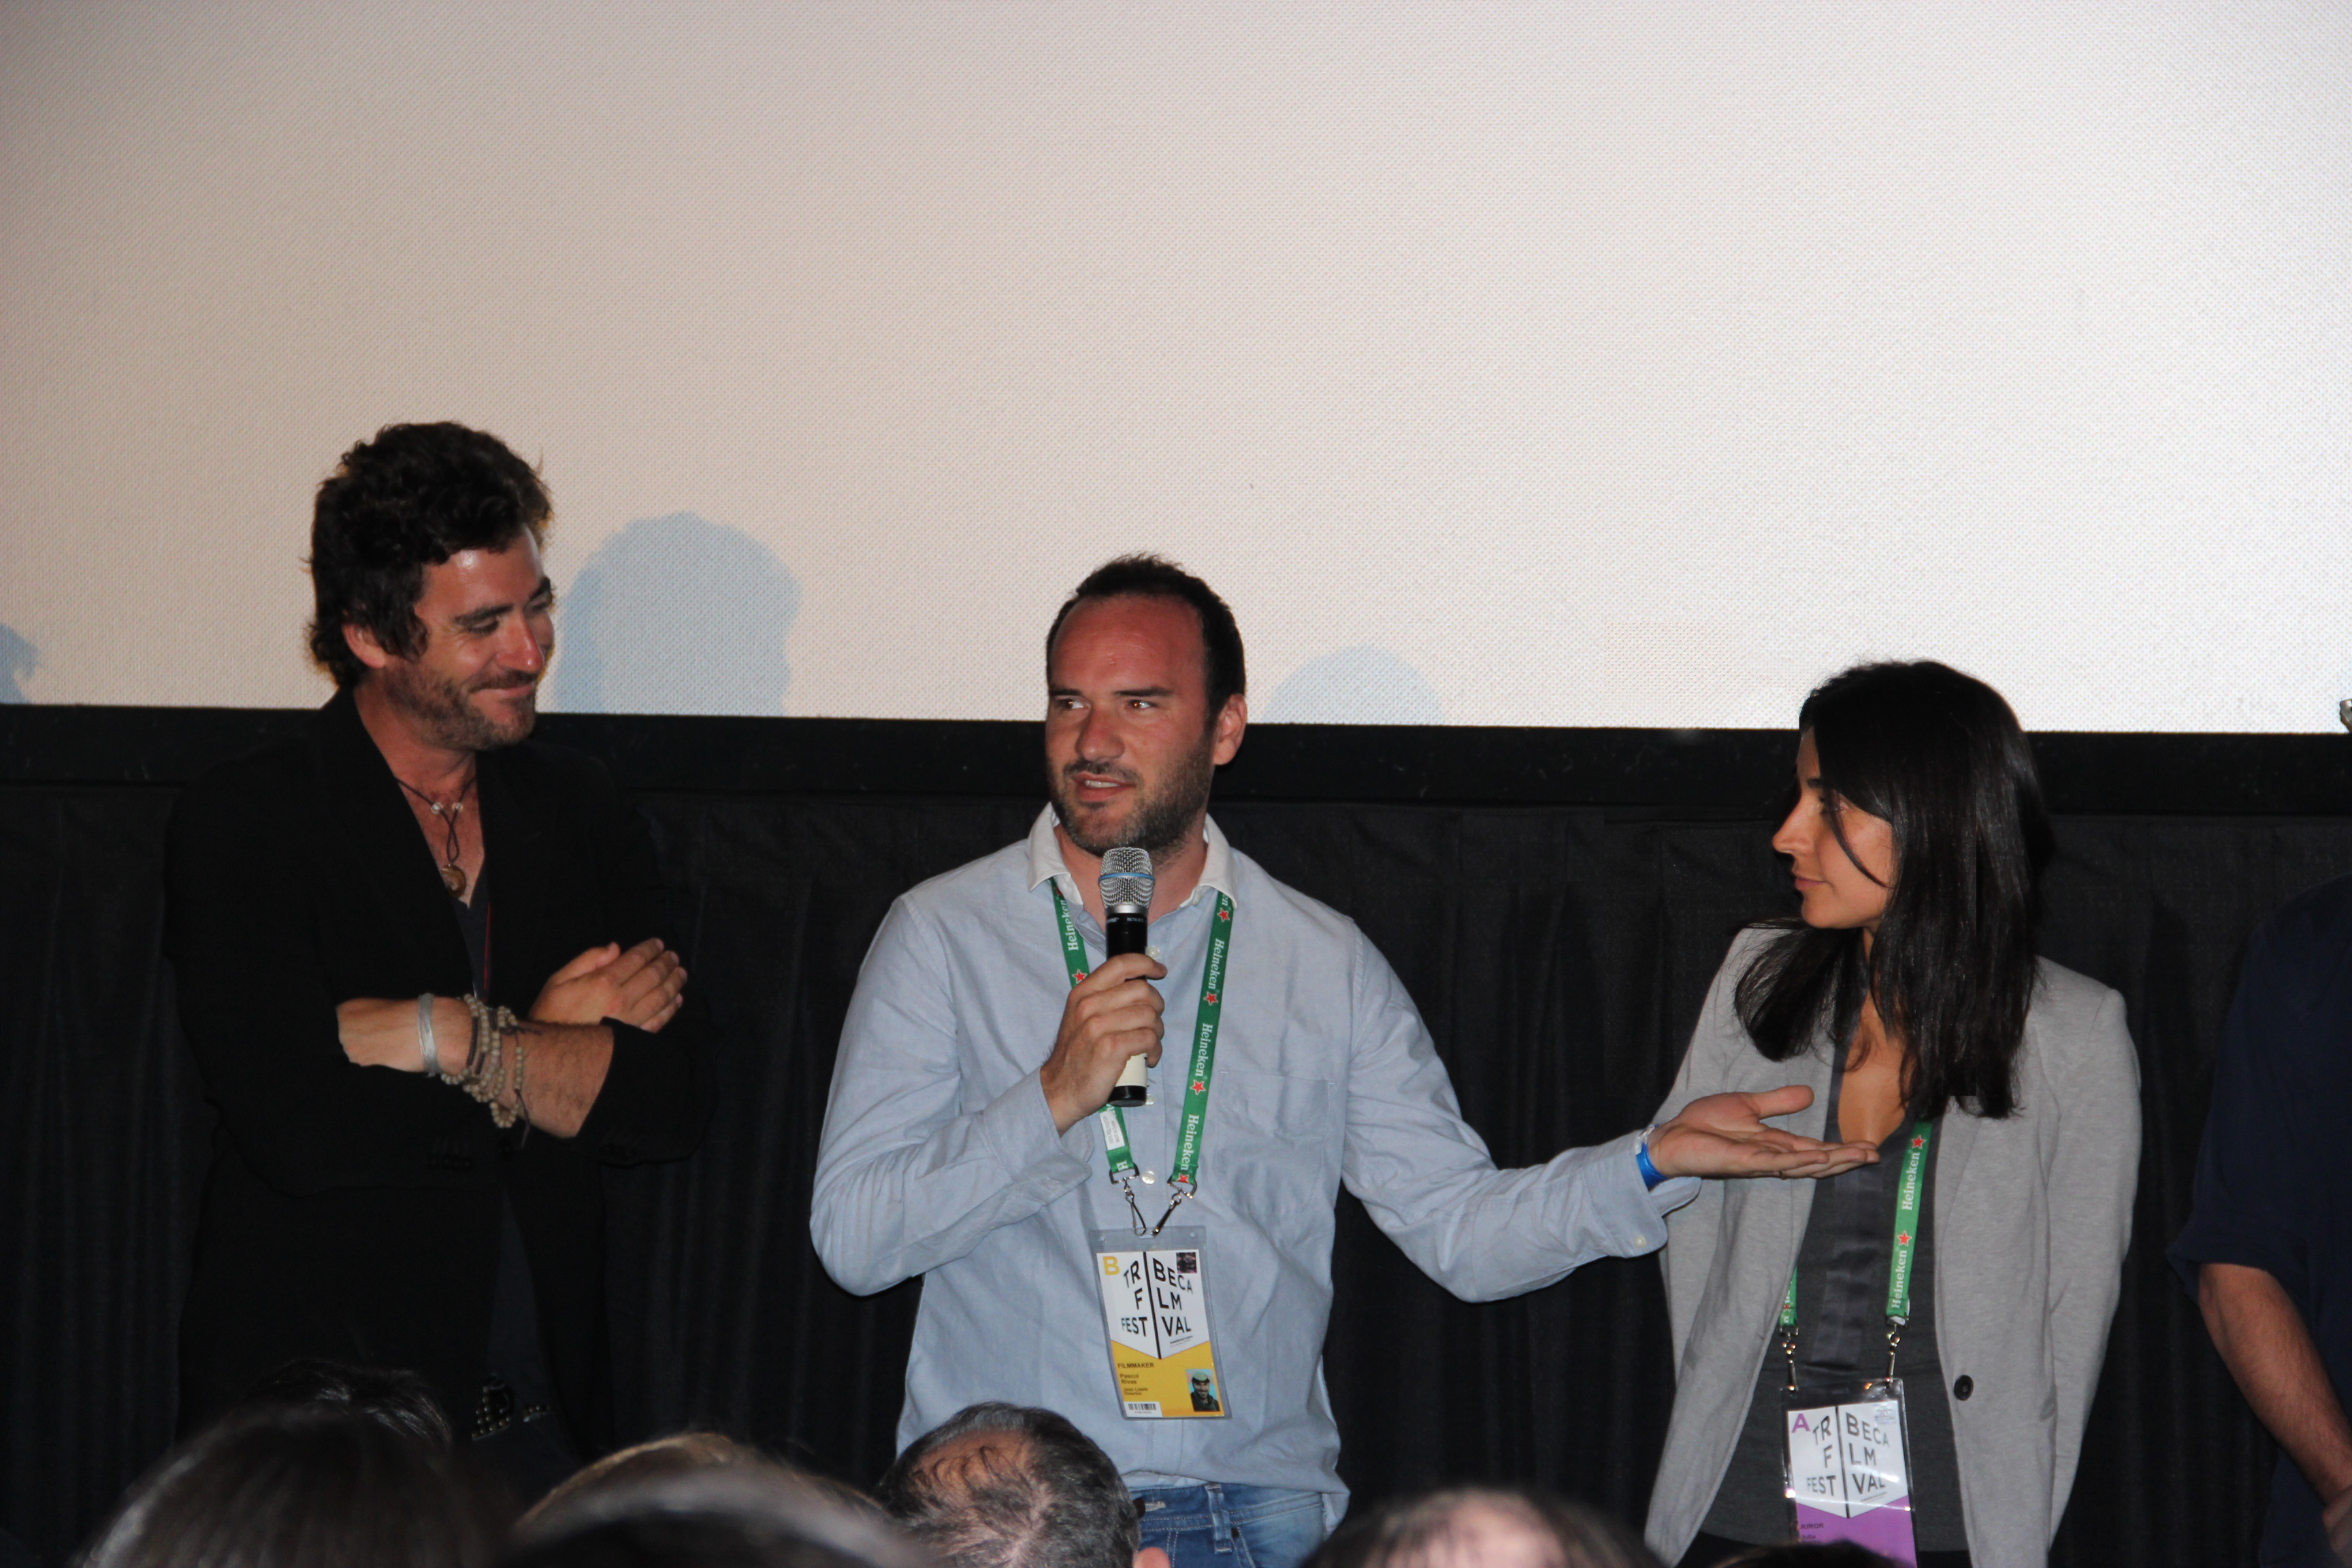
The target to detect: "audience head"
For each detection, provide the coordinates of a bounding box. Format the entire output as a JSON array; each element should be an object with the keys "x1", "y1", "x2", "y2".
[
  {"x1": 1307, "y1": 1488, "x2": 1656, "y2": 1568},
  {"x1": 79, "y1": 1403, "x2": 505, "y2": 1568},
  {"x1": 877, "y1": 1403, "x2": 1159, "y2": 1568},
  {"x1": 509, "y1": 1467, "x2": 926, "y2": 1568},
  {"x1": 1737, "y1": 658, "x2": 2048, "y2": 1118},
  {"x1": 523, "y1": 1435, "x2": 885, "y2": 1531},
  {"x1": 238, "y1": 1356, "x2": 456, "y2": 1450},
  {"x1": 307, "y1": 420, "x2": 552, "y2": 691}
]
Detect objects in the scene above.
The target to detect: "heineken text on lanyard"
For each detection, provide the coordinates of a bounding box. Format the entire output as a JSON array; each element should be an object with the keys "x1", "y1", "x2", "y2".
[
  {"x1": 1051, "y1": 883, "x2": 1234, "y2": 1237},
  {"x1": 1778, "y1": 1120, "x2": 1934, "y2": 1390}
]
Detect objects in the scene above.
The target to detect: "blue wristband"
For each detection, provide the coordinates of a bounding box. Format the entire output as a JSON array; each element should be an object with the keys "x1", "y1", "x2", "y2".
[{"x1": 1635, "y1": 1126, "x2": 1666, "y2": 1191}]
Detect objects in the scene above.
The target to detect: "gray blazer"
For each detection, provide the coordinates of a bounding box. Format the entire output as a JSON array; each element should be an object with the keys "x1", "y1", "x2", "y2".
[{"x1": 1643, "y1": 930, "x2": 2141, "y2": 1568}]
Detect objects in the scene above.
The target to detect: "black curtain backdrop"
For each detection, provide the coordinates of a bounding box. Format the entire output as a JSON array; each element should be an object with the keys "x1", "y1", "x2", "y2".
[{"x1": 7, "y1": 708, "x2": 2351, "y2": 1567}]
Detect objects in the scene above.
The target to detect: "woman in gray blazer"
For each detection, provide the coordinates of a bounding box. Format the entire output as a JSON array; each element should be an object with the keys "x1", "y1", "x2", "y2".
[{"x1": 1644, "y1": 662, "x2": 2140, "y2": 1568}]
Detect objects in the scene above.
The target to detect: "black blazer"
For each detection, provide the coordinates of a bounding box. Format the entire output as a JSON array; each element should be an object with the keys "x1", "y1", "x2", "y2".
[{"x1": 164, "y1": 690, "x2": 709, "y2": 1444}]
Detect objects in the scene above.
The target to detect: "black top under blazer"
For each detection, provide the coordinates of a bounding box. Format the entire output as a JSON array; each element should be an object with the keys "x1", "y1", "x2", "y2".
[{"x1": 164, "y1": 689, "x2": 709, "y2": 1445}]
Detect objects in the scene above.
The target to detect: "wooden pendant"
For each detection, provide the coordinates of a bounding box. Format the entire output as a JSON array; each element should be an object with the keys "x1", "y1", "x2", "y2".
[{"x1": 442, "y1": 862, "x2": 468, "y2": 898}]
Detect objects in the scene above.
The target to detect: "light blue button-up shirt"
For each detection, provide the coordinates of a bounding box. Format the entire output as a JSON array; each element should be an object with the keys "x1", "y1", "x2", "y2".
[{"x1": 812, "y1": 808, "x2": 1695, "y2": 1509}]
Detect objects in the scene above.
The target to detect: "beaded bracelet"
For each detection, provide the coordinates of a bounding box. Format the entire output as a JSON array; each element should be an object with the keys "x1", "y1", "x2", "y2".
[{"x1": 453, "y1": 994, "x2": 527, "y2": 1130}]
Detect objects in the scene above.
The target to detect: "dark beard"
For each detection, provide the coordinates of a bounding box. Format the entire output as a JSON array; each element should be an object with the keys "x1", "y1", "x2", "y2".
[
  {"x1": 1048, "y1": 727, "x2": 1218, "y2": 863},
  {"x1": 380, "y1": 662, "x2": 538, "y2": 752}
]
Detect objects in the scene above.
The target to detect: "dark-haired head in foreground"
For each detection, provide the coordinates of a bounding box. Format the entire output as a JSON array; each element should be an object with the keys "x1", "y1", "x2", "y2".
[
  {"x1": 237, "y1": 1356, "x2": 456, "y2": 1450},
  {"x1": 1305, "y1": 1488, "x2": 1657, "y2": 1568},
  {"x1": 877, "y1": 1404, "x2": 1164, "y2": 1568},
  {"x1": 509, "y1": 1467, "x2": 927, "y2": 1568},
  {"x1": 79, "y1": 1404, "x2": 506, "y2": 1568},
  {"x1": 523, "y1": 1433, "x2": 886, "y2": 1531},
  {"x1": 1735, "y1": 659, "x2": 2050, "y2": 1120}
]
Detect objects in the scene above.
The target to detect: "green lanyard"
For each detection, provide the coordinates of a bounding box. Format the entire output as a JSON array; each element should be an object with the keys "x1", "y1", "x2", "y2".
[
  {"x1": 1778, "y1": 1119, "x2": 1933, "y2": 1389},
  {"x1": 1050, "y1": 882, "x2": 1235, "y2": 1235}
]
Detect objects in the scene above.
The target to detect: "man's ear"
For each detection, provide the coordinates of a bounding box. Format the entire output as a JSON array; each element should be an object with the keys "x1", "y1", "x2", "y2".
[
  {"x1": 342, "y1": 621, "x2": 394, "y2": 672},
  {"x1": 1135, "y1": 1548, "x2": 1171, "y2": 1568},
  {"x1": 1211, "y1": 691, "x2": 1247, "y2": 766}
]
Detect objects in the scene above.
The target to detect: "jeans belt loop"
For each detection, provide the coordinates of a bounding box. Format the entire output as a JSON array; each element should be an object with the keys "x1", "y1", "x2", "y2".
[{"x1": 1207, "y1": 1483, "x2": 1235, "y2": 1549}]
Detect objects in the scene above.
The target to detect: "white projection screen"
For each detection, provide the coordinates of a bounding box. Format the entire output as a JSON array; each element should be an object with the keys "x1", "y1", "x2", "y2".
[{"x1": 1, "y1": 3, "x2": 2345, "y2": 730}]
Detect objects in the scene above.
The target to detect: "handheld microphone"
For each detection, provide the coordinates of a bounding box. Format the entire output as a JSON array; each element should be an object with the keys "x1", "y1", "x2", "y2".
[{"x1": 1100, "y1": 847, "x2": 1154, "y2": 1108}]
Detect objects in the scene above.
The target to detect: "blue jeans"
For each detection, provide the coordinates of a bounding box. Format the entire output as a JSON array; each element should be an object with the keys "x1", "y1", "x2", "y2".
[{"x1": 1134, "y1": 1484, "x2": 1327, "y2": 1568}]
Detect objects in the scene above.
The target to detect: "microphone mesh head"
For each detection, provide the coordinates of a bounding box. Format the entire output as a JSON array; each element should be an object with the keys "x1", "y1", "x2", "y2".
[{"x1": 1099, "y1": 847, "x2": 1154, "y2": 913}]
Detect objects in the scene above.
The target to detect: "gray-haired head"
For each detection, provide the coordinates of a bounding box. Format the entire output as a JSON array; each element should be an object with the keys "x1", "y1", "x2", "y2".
[{"x1": 877, "y1": 1405, "x2": 1139, "y2": 1568}]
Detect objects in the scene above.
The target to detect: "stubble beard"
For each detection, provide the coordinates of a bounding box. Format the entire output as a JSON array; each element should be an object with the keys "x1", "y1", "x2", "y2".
[
  {"x1": 380, "y1": 661, "x2": 538, "y2": 753},
  {"x1": 1049, "y1": 725, "x2": 1218, "y2": 864}
]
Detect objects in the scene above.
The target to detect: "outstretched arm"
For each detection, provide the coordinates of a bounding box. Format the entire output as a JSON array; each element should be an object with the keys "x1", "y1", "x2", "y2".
[{"x1": 1341, "y1": 932, "x2": 1868, "y2": 1305}]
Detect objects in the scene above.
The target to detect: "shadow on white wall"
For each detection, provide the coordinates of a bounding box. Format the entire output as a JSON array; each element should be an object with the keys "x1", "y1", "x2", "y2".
[
  {"x1": 1256, "y1": 647, "x2": 1443, "y2": 725},
  {"x1": 551, "y1": 514, "x2": 800, "y2": 716},
  {"x1": 0, "y1": 625, "x2": 35, "y2": 703}
]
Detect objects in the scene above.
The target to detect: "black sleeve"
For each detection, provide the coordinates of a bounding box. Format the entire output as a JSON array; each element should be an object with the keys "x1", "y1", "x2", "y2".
[
  {"x1": 165, "y1": 759, "x2": 489, "y2": 1195},
  {"x1": 562, "y1": 758, "x2": 713, "y2": 1166}
]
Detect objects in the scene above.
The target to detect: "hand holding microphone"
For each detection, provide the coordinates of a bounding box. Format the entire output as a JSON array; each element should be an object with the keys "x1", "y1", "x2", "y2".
[{"x1": 1039, "y1": 847, "x2": 1167, "y2": 1134}]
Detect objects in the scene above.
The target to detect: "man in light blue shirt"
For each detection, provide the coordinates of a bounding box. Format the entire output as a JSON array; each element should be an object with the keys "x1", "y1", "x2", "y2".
[{"x1": 812, "y1": 555, "x2": 1875, "y2": 1568}]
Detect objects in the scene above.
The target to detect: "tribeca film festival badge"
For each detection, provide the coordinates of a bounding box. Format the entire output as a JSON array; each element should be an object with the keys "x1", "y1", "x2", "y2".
[
  {"x1": 1089, "y1": 1226, "x2": 1228, "y2": 1420},
  {"x1": 1783, "y1": 1384, "x2": 1918, "y2": 1567}
]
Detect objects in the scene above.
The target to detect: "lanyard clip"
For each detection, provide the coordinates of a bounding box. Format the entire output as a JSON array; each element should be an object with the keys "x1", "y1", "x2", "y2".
[
  {"x1": 1116, "y1": 1175, "x2": 1151, "y2": 1237},
  {"x1": 1147, "y1": 1177, "x2": 1195, "y2": 1237},
  {"x1": 1778, "y1": 1325, "x2": 1800, "y2": 1394},
  {"x1": 1884, "y1": 1317, "x2": 1906, "y2": 1380}
]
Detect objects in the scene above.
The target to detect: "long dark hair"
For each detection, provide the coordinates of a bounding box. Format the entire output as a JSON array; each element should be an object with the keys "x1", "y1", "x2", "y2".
[{"x1": 1735, "y1": 660, "x2": 2052, "y2": 1118}]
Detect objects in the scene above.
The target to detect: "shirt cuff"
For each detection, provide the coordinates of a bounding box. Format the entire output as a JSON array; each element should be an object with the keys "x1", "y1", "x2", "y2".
[
  {"x1": 1565, "y1": 1128, "x2": 1697, "y2": 1256},
  {"x1": 1630, "y1": 1124, "x2": 1701, "y2": 1218},
  {"x1": 972, "y1": 1071, "x2": 1096, "y2": 1194}
]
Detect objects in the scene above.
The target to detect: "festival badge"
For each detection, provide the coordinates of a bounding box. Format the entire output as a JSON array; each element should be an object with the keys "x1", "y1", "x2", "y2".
[{"x1": 1088, "y1": 1226, "x2": 1228, "y2": 1419}]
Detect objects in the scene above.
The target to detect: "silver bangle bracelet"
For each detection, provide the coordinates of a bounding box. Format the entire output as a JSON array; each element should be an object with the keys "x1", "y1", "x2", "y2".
[{"x1": 416, "y1": 992, "x2": 440, "y2": 1076}]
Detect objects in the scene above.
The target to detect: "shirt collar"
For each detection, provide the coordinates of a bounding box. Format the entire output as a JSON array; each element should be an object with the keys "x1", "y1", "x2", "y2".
[{"x1": 1026, "y1": 806, "x2": 1239, "y2": 912}]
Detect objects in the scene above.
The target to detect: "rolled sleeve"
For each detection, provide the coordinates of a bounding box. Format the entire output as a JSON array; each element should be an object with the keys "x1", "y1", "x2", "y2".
[{"x1": 2170, "y1": 924, "x2": 2320, "y2": 1303}]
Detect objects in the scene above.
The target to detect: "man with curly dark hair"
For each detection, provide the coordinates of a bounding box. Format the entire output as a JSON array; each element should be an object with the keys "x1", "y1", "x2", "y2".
[{"x1": 165, "y1": 423, "x2": 709, "y2": 1499}]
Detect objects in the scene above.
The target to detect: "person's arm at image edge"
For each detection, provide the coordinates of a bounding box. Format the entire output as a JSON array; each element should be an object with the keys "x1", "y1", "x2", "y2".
[{"x1": 2174, "y1": 919, "x2": 2352, "y2": 1562}]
